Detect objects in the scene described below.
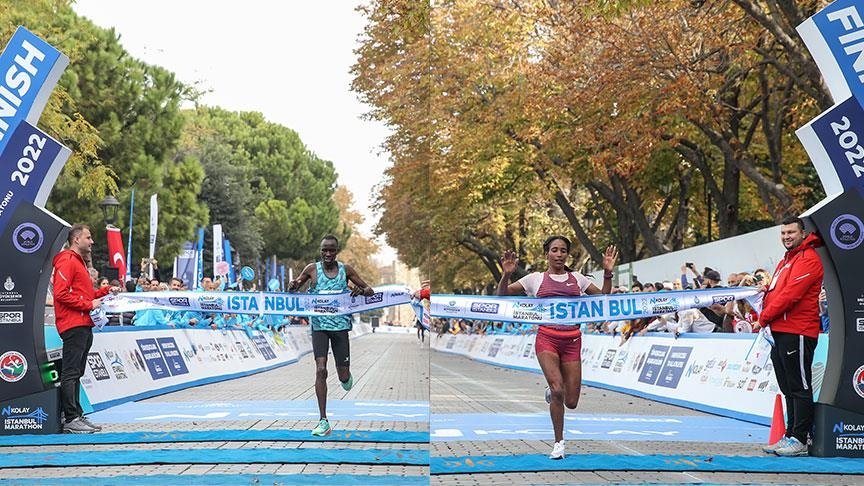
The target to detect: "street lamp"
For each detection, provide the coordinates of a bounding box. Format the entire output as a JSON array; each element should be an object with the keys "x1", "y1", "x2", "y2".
[{"x1": 98, "y1": 194, "x2": 120, "y2": 227}]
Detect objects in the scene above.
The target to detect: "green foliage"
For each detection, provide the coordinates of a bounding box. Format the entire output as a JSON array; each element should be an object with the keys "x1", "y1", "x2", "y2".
[{"x1": 181, "y1": 107, "x2": 340, "y2": 264}]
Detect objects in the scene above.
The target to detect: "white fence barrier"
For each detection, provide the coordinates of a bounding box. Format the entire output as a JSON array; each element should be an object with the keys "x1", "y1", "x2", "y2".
[
  {"x1": 433, "y1": 331, "x2": 830, "y2": 425},
  {"x1": 81, "y1": 323, "x2": 371, "y2": 410}
]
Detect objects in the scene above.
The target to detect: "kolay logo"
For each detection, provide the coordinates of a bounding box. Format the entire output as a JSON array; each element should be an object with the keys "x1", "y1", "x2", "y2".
[
  {"x1": 0, "y1": 351, "x2": 27, "y2": 382},
  {"x1": 12, "y1": 222, "x2": 43, "y2": 254},
  {"x1": 830, "y1": 214, "x2": 864, "y2": 251},
  {"x1": 2, "y1": 406, "x2": 48, "y2": 431}
]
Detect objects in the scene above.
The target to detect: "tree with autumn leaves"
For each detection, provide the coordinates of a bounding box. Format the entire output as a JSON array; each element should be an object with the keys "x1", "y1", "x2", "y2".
[{"x1": 353, "y1": 0, "x2": 833, "y2": 290}]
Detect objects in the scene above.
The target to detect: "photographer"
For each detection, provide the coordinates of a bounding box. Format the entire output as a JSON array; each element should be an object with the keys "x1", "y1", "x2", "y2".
[
  {"x1": 680, "y1": 262, "x2": 703, "y2": 289},
  {"x1": 140, "y1": 257, "x2": 161, "y2": 282}
]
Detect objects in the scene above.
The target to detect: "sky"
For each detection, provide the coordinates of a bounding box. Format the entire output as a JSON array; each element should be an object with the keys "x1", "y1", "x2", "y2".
[{"x1": 71, "y1": 0, "x2": 395, "y2": 261}]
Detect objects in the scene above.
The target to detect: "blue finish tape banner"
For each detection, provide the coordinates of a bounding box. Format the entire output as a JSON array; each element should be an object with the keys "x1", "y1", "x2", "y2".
[
  {"x1": 430, "y1": 287, "x2": 760, "y2": 325},
  {"x1": 102, "y1": 285, "x2": 413, "y2": 317},
  {"x1": 0, "y1": 26, "x2": 69, "y2": 155}
]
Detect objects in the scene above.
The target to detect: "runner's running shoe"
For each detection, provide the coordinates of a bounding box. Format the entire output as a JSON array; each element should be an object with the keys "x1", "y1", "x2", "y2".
[
  {"x1": 341, "y1": 373, "x2": 353, "y2": 391},
  {"x1": 311, "y1": 418, "x2": 331, "y2": 436},
  {"x1": 549, "y1": 440, "x2": 565, "y2": 459}
]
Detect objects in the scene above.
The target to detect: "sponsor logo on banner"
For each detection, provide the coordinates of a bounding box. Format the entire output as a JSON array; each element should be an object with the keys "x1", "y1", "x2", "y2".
[
  {"x1": 853, "y1": 365, "x2": 864, "y2": 399},
  {"x1": 198, "y1": 296, "x2": 224, "y2": 311},
  {"x1": 857, "y1": 318, "x2": 864, "y2": 332},
  {"x1": 712, "y1": 295, "x2": 736, "y2": 305},
  {"x1": 87, "y1": 352, "x2": 111, "y2": 381},
  {"x1": 12, "y1": 222, "x2": 43, "y2": 254},
  {"x1": 442, "y1": 300, "x2": 461, "y2": 314},
  {"x1": 311, "y1": 297, "x2": 336, "y2": 305},
  {"x1": 364, "y1": 292, "x2": 384, "y2": 304},
  {"x1": 168, "y1": 297, "x2": 190, "y2": 307},
  {"x1": 470, "y1": 302, "x2": 499, "y2": 314},
  {"x1": 641, "y1": 296, "x2": 680, "y2": 314},
  {"x1": 0, "y1": 311, "x2": 23, "y2": 324},
  {"x1": 2, "y1": 406, "x2": 48, "y2": 431},
  {"x1": 513, "y1": 310, "x2": 543, "y2": 321},
  {"x1": 833, "y1": 421, "x2": 864, "y2": 451},
  {"x1": 3, "y1": 277, "x2": 13, "y2": 291},
  {"x1": 0, "y1": 351, "x2": 27, "y2": 382},
  {"x1": 830, "y1": 213, "x2": 864, "y2": 250}
]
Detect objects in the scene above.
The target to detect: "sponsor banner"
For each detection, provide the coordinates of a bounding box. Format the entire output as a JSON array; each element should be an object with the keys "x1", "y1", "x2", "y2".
[
  {"x1": 101, "y1": 285, "x2": 413, "y2": 317},
  {"x1": 433, "y1": 332, "x2": 831, "y2": 423},
  {"x1": 0, "y1": 121, "x2": 71, "y2": 234},
  {"x1": 797, "y1": 0, "x2": 864, "y2": 107},
  {"x1": 0, "y1": 26, "x2": 69, "y2": 155},
  {"x1": 796, "y1": 96, "x2": 864, "y2": 197},
  {"x1": 0, "y1": 388, "x2": 60, "y2": 435},
  {"x1": 81, "y1": 323, "x2": 371, "y2": 408},
  {"x1": 430, "y1": 287, "x2": 759, "y2": 325},
  {"x1": 148, "y1": 194, "x2": 157, "y2": 279}
]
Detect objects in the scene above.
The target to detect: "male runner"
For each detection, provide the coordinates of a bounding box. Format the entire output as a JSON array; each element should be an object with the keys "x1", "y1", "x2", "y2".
[{"x1": 288, "y1": 235, "x2": 375, "y2": 436}]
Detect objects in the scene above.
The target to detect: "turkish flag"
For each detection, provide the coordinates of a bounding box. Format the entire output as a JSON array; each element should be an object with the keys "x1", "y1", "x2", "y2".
[{"x1": 106, "y1": 225, "x2": 126, "y2": 281}]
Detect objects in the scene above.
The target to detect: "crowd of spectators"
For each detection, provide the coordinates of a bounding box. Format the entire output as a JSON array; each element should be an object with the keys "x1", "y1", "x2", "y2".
[{"x1": 48, "y1": 259, "x2": 310, "y2": 335}]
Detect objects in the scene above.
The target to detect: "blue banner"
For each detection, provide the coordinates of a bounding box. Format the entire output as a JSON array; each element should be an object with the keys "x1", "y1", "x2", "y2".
[
  {"x1": 0, "y1": 121, "x2": 70, "y2": 234},
  {"x1": 174, "y1": 241, "x2": 196, "y2": 290},
  {"x1": 638, "y1": 345, "x2": 669, "y2": 385},
  {"x1": 798, "y1": 96, "x2": 864, "y2": 197},
  {"x1": 125, "y1": 189, "x2": 134, "y2": 281},
  {"x1": 804, "y1": 0, "x2": 864, "y2": 106},
  {"x1": 223, "y1": 238, "x2": 235, "y2": 285},
  {"x1": 0, "y1": 26, "x2": 69, "y2": 155},
  {"x1": 135, "y1": 338, "x2": 170, "y2": 381},
  {"x1": 430, "y1": 287, "x2": 760, "y2": 326},
  {"x1": 656, "y1": 346, "x2": 692, "y2": 389},
  {"x1": 195, "y1": 227, "x2": 205, "y2": 289},
  {"x1": 156, "y1": 337, "x2": 188, "y2": 377}
]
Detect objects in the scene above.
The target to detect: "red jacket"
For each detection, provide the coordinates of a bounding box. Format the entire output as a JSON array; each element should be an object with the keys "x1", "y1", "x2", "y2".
[
  {"x1": 52, "y1": 249, "x2": 110, "y2": 334},
  {"x1": 761, "y1": 232, "x2": 824, "y2": 339}
]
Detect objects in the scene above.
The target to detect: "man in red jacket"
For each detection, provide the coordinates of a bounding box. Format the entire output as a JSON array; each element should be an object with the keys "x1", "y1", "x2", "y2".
[
  {"x1": 53, "y1": 224, "x2": 115, "y2": 434},
  {"x1": 760, "y1": 216, "x2": 824, "y2": 457}
]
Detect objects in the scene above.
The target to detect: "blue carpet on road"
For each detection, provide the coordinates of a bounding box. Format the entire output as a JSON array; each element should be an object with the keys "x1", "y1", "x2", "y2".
[
  {"x1": 0, "y1": 447, "x2": 428, "y2": 468},
  {"x1": 432, "y1": 413, "x2": 766, "y2": 442},
  {"x1": 89, "y1": 400, "x2": 428, "y2": 423},
  {"x1": 0, "y1": 429, "x2": 429, "y2": 446},
  {"x1": 4, "y1": 473, "x2": 427, "y2": 485},
  {"x1": 431, "y1": 453, "x2": 864, "y2": 474}
]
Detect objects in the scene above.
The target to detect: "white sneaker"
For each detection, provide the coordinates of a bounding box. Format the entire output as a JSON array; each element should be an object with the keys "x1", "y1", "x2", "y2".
[
  {"x1": 762, "y1": 436, "x2": 790, "y2": 454},
  {"x1": 549, "y1": 440, "x2": 565, "y2": 459},
  {"x1": 63, "y1": 417, "x2": 96, "y2": 434},
  {"x1": 775, "y1": 436, "x2": 808, "y2": 456}
]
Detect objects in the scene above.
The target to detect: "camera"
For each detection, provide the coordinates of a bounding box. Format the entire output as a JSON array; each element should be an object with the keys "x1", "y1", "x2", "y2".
[
  {"x1": 686, "y1": 262, "x2": 695, "y2": 268},
  {"x1": 754, "y1": 274, "x2": 763, "y2": 283}
]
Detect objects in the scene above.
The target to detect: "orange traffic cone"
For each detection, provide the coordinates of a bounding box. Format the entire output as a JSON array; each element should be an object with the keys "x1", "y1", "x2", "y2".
[{"x1": 768, "y1": 393, "x2": 786, "y2": 444}]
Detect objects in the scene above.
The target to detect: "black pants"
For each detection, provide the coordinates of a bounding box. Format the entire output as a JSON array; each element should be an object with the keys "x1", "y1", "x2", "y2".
[
  {"x1": 312, "y1": 330, "x2": 350, "y2": 367},
  {"x1": 59, "y1": 326, "x2": 93, "y2": 422},
  {"x1": 770, "y1": 330, "x2": 817, "y2": 444}
]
